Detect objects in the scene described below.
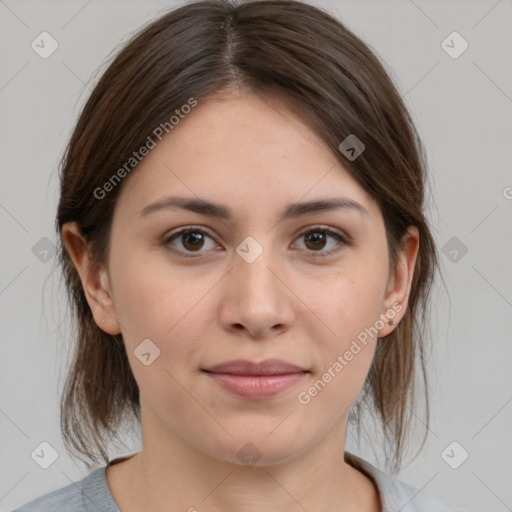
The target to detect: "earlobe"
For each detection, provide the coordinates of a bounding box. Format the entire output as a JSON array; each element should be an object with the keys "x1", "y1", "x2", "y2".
[{"x1": 61, "y1": 222, "x2": 121, "y2": 335}]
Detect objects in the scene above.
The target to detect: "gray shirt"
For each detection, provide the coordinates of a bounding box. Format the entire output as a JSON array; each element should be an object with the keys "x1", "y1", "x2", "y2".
[{"x1": 11, "y1": 453, "x2": 469, "y2": 511}]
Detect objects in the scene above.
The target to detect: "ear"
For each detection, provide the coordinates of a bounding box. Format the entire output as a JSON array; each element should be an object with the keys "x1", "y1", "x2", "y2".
[
  {"x1": 61, "y1": 222, "x2": 121, "y2": 335},
  {"x1": 378, "y1": 226, "x2": 419, "y2": 338}
]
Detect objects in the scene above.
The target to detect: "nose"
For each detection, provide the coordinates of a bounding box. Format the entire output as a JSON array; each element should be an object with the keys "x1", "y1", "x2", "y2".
[{"x1": 219, "y1": 245, "x2": 295, "y2": 339}]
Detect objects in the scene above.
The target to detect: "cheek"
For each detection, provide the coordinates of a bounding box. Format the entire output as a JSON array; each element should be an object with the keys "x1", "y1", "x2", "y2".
[
  {"x1": 312, "y1": 266, "x2": 385, "y2": 340},
  {"x1": 301, "y1": 259, "x2": 385, "y2": 392},
  {"x1": 112, "y1": 256, "x2": 218, "y2": 364},
  {"x1": 111, "y1": 252, "x2": 190, "y2": 333}
]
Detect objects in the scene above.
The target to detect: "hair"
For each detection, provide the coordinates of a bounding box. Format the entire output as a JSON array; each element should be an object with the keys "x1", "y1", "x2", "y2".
[{"x1": 54, "y1": 0, "x2": 441, "y2": 474}]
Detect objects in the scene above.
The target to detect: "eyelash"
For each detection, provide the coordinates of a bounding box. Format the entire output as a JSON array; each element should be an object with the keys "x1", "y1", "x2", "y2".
[{"x1": 162, "y1": 225, "x2": 349, "y2": 259}]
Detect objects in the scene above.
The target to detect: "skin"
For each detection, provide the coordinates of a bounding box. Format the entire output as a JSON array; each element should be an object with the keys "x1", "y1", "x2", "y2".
[{"x1": 62, "y1": 88, "x2": 419, "y2": 512}]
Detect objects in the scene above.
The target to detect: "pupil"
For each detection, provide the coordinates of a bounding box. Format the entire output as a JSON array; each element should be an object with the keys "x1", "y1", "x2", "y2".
[
  {"x1": 184, "y1": 232, "x2": 203, "y2": 250},
  {"x1": 306, "y1": 232, "x2": 325, "y2": 250}
]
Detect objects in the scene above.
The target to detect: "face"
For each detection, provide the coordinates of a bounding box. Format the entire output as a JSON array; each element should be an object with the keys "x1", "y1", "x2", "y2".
[{"x1": 64, "y1": 89, "x2": 418, "y2": 467}]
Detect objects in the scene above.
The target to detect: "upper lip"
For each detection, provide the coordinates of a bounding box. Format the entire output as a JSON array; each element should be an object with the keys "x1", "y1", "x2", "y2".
[{"x1": 203, "y1": 359, "x2": 308, "y2": 376}]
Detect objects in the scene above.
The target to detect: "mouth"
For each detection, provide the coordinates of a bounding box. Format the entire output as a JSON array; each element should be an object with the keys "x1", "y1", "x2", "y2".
[{"x1": 202, "y1": 359, "x2": 309, "y2": 399}]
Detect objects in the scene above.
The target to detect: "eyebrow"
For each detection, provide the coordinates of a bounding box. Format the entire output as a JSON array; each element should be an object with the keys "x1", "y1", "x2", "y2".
[{"x1": 139, "y1": 195, "x2": 369, "y2": 221}]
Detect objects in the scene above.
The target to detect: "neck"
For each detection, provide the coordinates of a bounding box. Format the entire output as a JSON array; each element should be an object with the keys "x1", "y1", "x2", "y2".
[{"x1": 109, "y1": 421, "x2": 379, "y2": 512}]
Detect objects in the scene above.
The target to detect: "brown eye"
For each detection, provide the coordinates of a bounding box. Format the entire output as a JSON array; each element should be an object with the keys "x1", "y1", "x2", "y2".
[
  {"x1": 181, "y1": 231, "x2": 206, "y2": 251},
  {"x1": 294, "y1": 227, "x2": 348, "y2": 257},
  {"x1": 163, "y1": 227, "x2": 219, "y2": 256},
  {"x1": 304, "y1": 231, "x2": 327, "y2": 251}
]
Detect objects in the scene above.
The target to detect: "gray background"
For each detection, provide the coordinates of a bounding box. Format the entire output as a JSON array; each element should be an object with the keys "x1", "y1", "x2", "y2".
[{"x1": 1, "y1": 0, "x2": 511, "y2": 511}]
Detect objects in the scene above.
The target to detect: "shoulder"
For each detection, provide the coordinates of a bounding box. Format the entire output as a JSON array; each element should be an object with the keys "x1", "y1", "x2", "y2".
[
  {"x1": 10, "y1": 467, "x2": 119, "y2": 512},
  {"x1": 346, "y1": 452, "x2": 469, "y2": 512}
]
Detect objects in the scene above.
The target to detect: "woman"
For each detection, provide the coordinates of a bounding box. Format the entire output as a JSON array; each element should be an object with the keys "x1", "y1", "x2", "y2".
[{"x1": 13, "y1": 0, "x2": 468, "y2": 510}]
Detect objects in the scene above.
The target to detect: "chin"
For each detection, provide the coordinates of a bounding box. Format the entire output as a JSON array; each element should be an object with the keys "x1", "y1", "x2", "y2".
[{"x1": 202, "y1": 426, "x2": 312, "y2": 468}]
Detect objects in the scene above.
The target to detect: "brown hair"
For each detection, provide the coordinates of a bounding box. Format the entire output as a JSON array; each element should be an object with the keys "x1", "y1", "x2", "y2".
[{"x1": 54, "y1": 0, "x2": 441, "y2": 474}]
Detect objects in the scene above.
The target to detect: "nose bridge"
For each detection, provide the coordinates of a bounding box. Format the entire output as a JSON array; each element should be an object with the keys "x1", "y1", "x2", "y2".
[
  {"x1": 233, "y1": 238, "x2": 281, "y2": 302},
  {"x1": 219, "y1": 235, "x2": 294, "y2": 335}
]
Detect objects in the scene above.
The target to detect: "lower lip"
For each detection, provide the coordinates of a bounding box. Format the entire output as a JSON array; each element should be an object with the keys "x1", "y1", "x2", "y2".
[{"x1": 204, "y1": 371, "x2": 307, "y2": 399}]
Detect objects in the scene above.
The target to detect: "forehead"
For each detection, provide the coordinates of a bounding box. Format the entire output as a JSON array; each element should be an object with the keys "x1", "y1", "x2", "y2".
[{"x1": 114, "y1": 91, "x2": 379, "y2": 222}]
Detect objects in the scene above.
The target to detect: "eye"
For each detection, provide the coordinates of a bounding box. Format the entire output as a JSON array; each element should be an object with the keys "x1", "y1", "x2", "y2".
[
  {"x1": 162, "y1": 226, "x2": 220, "y2": 257},
  {"x1": 162, "y1": 225, "x2": 349, "y2": 259},
  {"x1": 292, "y1": 227, "x2": 348, "y2": 257}
]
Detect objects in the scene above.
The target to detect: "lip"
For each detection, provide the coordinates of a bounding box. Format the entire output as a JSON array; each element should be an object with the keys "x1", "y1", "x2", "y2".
[
  {"x1": 203, "y1": 358, "x2": 307, "y2": 375},
  {"x1": 202, "y1": 359, "x2": 309, "y2": 399}
]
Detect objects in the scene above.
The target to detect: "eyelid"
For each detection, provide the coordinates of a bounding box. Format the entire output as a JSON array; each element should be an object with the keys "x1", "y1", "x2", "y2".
[{"x1": 294, "y1": 224, "x2": 349, "y2": 241}]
